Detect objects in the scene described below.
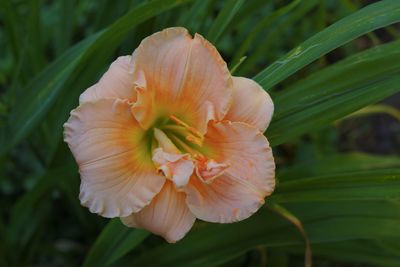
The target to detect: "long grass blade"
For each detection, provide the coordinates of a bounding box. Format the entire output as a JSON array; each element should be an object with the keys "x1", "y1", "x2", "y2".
[
  {"x1": 267, "y1": 40, "x2": 400, "y2": 145},
  {"x1": 207, "y1": 0, "x2": 245, "y2": 44},
  {"x1": 253, "y1": 0, "x2": 400, "y2": 91},
  {"x1": 82, "y1": 219, "x2": 149, "y2": 267}
]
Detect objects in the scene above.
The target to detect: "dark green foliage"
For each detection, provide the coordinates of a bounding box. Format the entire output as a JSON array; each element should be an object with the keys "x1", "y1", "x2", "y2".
[{"x1": 0, "y1": 0, "x2": 399, "y2": 266}]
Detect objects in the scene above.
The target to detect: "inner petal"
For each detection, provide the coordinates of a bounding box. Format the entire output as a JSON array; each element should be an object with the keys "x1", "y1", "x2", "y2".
[
  {"x1": 152, "y1": 128, "x2": 194, "y2": 188},
  {"x1": 151, "y1": 119, "x2": 232, "y2": 189},
  {"x1": 152, "y1": 148, "x2": 194, "y2": 189},
  {"x1": 195, "y1": 156, "x2": 230, "y2": 183}
]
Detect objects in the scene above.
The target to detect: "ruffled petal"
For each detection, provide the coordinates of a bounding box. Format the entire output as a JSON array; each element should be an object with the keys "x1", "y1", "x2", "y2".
[
  {"x1": 130, "y1": 27, "x2": 232, "y2": 133},
  {"x1": 206, "y1": 121, "x2": 275, "y2": 196},
  {"x1": 79, "y1": 56, "x2": 137, "y2": 103},
  {"x1": 195, "y1": 157, "x2": 229, "y2": 183},
  {"x1": 64, "y1": 99, "x2": 165, "y2": 218},
  {"x1": 121, "y1": 181, "x2": 196, "y2": 243},
  {"x1": 224, "y1": 77, "x2": 274, "y2": 132},
  {"x1": 152, "y1": 148, "x2": 194, "y2": 188},
  {"x1": 185, "y1": 121, "x2": 275, "y2": 223},
  {"x1": 185, "y1": 174, "x2": 265, "y2": 223}
]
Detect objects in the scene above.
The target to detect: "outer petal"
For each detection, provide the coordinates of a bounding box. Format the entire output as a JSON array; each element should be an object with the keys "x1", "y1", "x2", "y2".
[
  {"x1": 224, "y1": 77, "x2": 274, "y2": 131},
  {"x1": 131, "y1": 27, "x2": 232, "y2": 133},
  {"x1": 185, "y1": 174, "x2": 265, "y2": 223},
  {"x1": 64, "y1": 99, "x2": 165, "y2": 218},
  {"x1": 185, "y1": 121, "x2": 275, "y2": 223},
  {"x1": 121, "y1": 181, "x2": 196, "y2": 243},
  {"x1": 79, "y1": 56, "x2": 137, "y2": 104}
]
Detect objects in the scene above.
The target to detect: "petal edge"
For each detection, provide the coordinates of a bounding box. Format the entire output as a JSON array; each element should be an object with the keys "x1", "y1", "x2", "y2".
[
  {"x1": 224, "y1": 76, "x2": 274, "y2": 131},
  {"x1": 64, "y1": 99, "x2": 165, "y2": 218},
  {"x1": 121, "y1": 181, "x2": 196, "y2": 243}
]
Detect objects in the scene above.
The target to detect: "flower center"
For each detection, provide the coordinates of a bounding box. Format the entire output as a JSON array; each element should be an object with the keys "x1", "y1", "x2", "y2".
[
  {"x1": 148, "y1": 115, "x2": 229, "y2": 188},
  {"x1": 159, "y1": 115, "x2": 203, "y2": 149},
  {"x1": 150, "y1": 115, "x2": 205, "y2": 156}
]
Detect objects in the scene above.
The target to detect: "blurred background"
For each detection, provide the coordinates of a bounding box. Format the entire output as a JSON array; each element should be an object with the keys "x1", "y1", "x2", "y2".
[{"x1": 1, "y1": 0, "x2": 400, "y2": 266}]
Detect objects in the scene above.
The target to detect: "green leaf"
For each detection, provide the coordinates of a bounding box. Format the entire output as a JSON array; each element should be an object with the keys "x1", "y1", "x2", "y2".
[
  {"x1": 238, "y1": 0, "x2": 318, "y2": 75},
  {"x1": 0, "y1": 215, "x2": 10, "y2": 266},
  {"x1": 267, "y1": 40, "x2": 400, "y2": 145},
  {"x1": 207, "y1": 0, "x2": 245, "y2": 44},
  {"x1": 54, "y1": 0, "x2": 75, "y2": 55},
  {"x1": 82, "y1": 219, "x2": 149, "y2": 267},
  {"x1": 230, "y1": 0, "x2": 302, "y2": 68},
  {"x1": 56, "y1": 164, "x2": 94, "y2": 233},
  {"x1": 287, "y1": 200, "x2": 400, "y2": 223},
  {"x1": 295, "y1": 240, "x2": 400, "y2": 266},
  {"x1": 273, "y1": 169, "x2": 400, "y2": 203},
  {"x1": 267, "y1": 202, "x2": 312, "y2": 267},
  {"x1": 4, "y1": 35, "x2": 97, "y2": 155},
  {"x1": 273, "y1": 40, "x2": 400, "y2": 121},
  {"x1": 0, "y1": 0, "x2": 23, "y2": 60},
  {"x1": 278, "y1": 152, "x2": 400, "y2": 180},
  {"x1": 253, "y1": 0, "x2": 400, "y2": 91},
  {"x1": 270, "y1": 75, "x2": 400, "y2": 145},
  {"x1": 340, "y1": 104, "x2": 400, "y2": 122},
  {"x1": 132, "y1": 200, "x2": 400, "y2": 267},
  {"x1": 8, "y1": 172, "x2": 55, "y2": 247},
  {"x1": 132, "y1": 210, "x2": 298, "y2": 267},
  {"x1": 2, "y1": 0, "x2": 193, "y2": 156},
  {"x1": 229, "y1": 56, "x2": 246, "y2": 75},
  {"x1": 178, "y1": 0, "x2": 212, "y2": 33}
]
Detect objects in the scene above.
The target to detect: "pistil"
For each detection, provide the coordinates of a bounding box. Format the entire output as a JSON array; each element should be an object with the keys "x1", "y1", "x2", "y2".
[{"x1": 153, "y1": 128, "x2": 180, "y2": 153}]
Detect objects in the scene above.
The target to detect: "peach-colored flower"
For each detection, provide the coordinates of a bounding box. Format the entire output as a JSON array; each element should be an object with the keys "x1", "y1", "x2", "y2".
[{"x1": 64, "y1": 27, "x2": 275, "y2": 243}]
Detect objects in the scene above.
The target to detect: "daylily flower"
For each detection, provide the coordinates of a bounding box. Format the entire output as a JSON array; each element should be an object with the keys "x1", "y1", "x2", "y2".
[{"x1": 64, "y1": 27, "x2": 275, "y2": 243}]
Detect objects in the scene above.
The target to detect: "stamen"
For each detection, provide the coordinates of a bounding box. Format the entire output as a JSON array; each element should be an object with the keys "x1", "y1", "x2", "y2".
[
  {"x1": 159, "y1": 124, "x2": 187, "y2": 132},
  {"x1": 186, "y1": 135, "x2": 202, "y2": 146},
  {"x1": 160, "y1": 123, "x2": 203, "y2": 146},
  {"x1": 168, "y1": 134, "x2": 202, "y2": 157},
  {"x1": 169, "y1": 115, "x2": 204, "y2": 145}
]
